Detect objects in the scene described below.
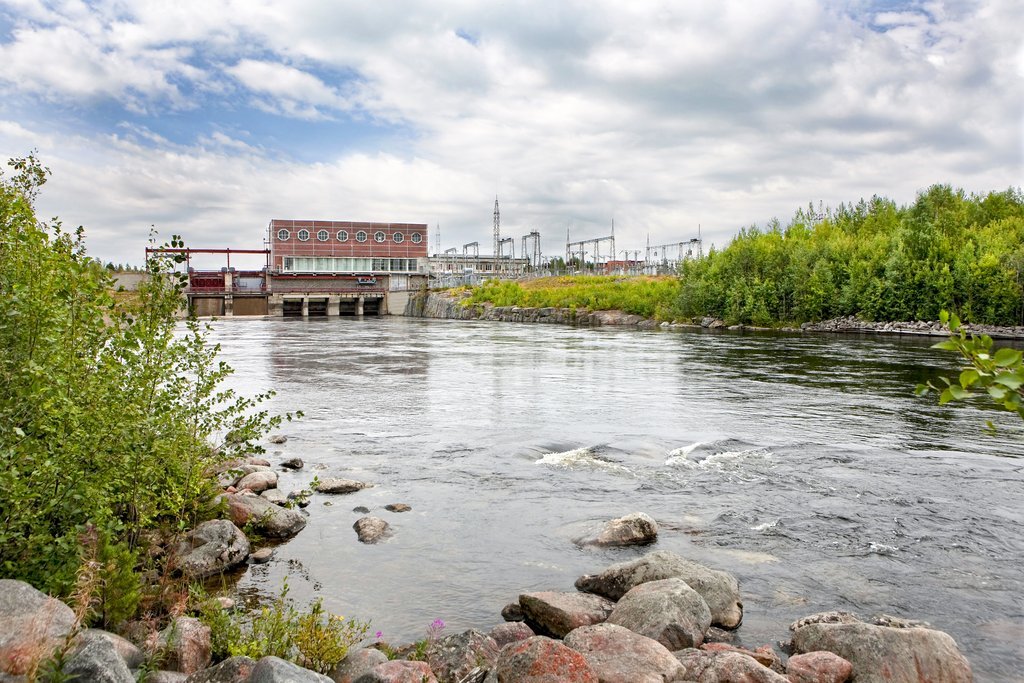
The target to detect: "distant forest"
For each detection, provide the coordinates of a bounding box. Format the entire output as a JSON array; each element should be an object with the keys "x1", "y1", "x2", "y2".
[{"x1": 677, "y1": 185, "x2": 1024, "y2": 326}]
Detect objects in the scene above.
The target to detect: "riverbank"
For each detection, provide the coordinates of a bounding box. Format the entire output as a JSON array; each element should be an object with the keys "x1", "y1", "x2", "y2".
[
  {"x1": 406, "y1": 290, "x2": 1024, "y2": 340},
  {"x1": 0, "y1": 437, "x2": 980, "y2": 682}
]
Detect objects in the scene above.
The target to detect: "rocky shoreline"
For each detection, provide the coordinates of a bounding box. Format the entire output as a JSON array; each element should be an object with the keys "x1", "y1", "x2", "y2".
[
  {"x1": 405, "y1": 291, "x2": 1024, "y2": 340},
  {"x1": 0, "y1": 440, "x2": 978, "y2": 683},
  {"x1": 0, "y1": 528, "x2": 976, "y2": 683}
]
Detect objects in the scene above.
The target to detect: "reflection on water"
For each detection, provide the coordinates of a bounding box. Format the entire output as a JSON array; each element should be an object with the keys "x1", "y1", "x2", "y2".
[{"x1": 205, "y1": 317, "x2": 1024, "y2": 682}]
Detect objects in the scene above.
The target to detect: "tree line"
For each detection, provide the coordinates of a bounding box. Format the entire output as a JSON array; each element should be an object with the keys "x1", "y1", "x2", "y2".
[{"x1": 677, "y1": 185, "x2": 1024, "y2": 326}]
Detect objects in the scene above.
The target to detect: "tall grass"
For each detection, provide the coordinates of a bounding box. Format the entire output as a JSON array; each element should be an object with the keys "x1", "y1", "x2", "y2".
[{"x1": 463, "y1": 276, "x2": 681, "y2": 320}]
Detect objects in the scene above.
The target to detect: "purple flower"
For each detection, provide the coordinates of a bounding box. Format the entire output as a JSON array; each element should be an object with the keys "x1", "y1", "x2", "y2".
[{"x1": 375, "y1": 631, "x2": 383, "y2": 640}]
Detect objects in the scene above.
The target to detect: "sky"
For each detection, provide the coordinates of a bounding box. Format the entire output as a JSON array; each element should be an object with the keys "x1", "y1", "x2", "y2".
[{"x1": 0, "y1": 0, "x2": 1022, "y2": 268}]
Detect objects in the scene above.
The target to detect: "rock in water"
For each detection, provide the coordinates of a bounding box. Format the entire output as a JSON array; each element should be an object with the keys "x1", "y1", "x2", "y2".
[
  {"x1": 353, "y1": 516, "x2": 391, "y2": 543},
  {"x1": 591, "y1": 512, "x2": 658, "y2": 547},
  {"x1": 220, "y1": 493, "x2": 306, "y2": 538},
  {"x1": 236, "y1": 470, "x2": 278, "y2": 493},
  {"x1": 174, "y1": 520, "x2": 250, "y2": 580},
  {"x1": 605, "y1": 578, "x2": 711, "y2": 650},
  {"x1": 563, "y1": 622, "x2": 682, "y2": 683},
  {"x1": 575, "y1": 550, "x2": 743, "y2": 629},
  {"x1": 790, "y1": 620, "x2": 973, "y2": 683},
  {"x1": 314, "y1": 478, "x2": 370, "y2": 494},
  {"x1": 280, "y1": 457, "x2": 304, "y2": 470},
  {"x1": 518, "y1": 592, "x2": 615, "y2": 638},
  {"x1": 384, "y1": 503, "x2": 412, "y2": 512}
]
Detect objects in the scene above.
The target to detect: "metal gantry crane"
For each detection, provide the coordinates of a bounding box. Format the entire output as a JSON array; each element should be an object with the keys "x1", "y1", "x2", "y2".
[
  {"x1": 566, "y1": 221, "x2": 616, "y2": 274},
  {"x1": 521, "y1": 231, "x2": 542, "y2": 272}
]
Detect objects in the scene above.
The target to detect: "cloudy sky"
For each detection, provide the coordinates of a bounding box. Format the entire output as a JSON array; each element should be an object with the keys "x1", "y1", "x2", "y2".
[{"x1": 1, "y1": 0, "x2": 1021, "y2": 267}]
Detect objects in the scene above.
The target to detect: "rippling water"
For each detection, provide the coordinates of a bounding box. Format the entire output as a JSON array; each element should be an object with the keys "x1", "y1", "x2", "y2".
[{"x1": 203, "y1": 317, "x2": 1024, "y2": 681}]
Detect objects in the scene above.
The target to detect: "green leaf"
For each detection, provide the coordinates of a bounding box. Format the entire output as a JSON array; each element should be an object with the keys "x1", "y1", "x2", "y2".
[
  {"x1": 988, "y1": 386, "x2": 1007, "y2": 401},
  {"x1": 958, "y1": 369, "x2": 980, "y2": 388},
  {"x1": 993, "y1": 373, "x2": 1023, "y2": 390},
  {"x1": 947, "y1": 385, "x2": 968, "y2": 400},
  {"x1": 931, "y1": 341, "x2": 960, "y2": 352},
  {"x1": 993, "y1": 348, "x2": 1023, "y2": 367}
]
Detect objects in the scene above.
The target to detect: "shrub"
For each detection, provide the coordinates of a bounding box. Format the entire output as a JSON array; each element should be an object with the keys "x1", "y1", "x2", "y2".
[{"x1": 0, "y1": 153, "x2": 294, "y2": 616}]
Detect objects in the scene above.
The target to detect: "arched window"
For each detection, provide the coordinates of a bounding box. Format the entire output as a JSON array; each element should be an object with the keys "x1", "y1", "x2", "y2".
[{"x1": 297, "y1": 229, "x2": 310, "y2": 241}]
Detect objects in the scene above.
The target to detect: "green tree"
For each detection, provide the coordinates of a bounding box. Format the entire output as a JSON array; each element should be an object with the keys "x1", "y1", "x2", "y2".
[{"x1": 0, "y1": 154, "x2": 295, "y2": 604}]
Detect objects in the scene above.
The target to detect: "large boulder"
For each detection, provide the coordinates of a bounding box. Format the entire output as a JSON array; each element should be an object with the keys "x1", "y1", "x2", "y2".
[
  {"x1": 220, "y1": 492, "x2": 307, "y2": 538},
  {"x1": 352, "y1": 660, "x2": 437, "y2": 682},
  {"x1": 675, "y1": 648, "x2": 789, "y2": 682},
  {"x1": 328, "y1": 647, "x2": 388, "y2": 683},
  {"x1": 61, "y1": 630, "x2": 134, "y2": 683},
  {"x1": 353, "y1": 517, "x2": 392, "y2": 544},
  {"x1": 575, "y1": 550, "x2": 743, "y2": 629},
  {"x1": 489, "y1": 622, "x2": 535, "y2": 649},
  {"x1": 184, "y1": 655, "x2": 257, "y2": 682},
  {"x1": 250, "y1": 656, "x2": 333, "y2": 682},
  {"x1": 588, "y1": 513, "x2": 658, "y2": 547},
  {"x1": 790, "y1": 621, "x2": 973, "y2": 683},
  {"x1": 174, "y1": 520, "x2": 250, "y2": 579},
  {"x1": 426, "y1": 629, "x2": 499, "y2": 682},
  {"x1": 214, "y1": 463, "x2": 272, "y2": 488},
  {"x1": 314, "y1": 478, "x2": 371, "y2": 494},
  {"x1": 156, "y1": 617, "x2": 211, "y2": 674},
  {"x1": 237, "y1": 470, "x2": 279, "y2": 493},
  {"x1": 606, "y1": 578, "x2": 711, "y2": 650},
  {"x1": 79, "y1": 629, "x2": 144, "y2": 669},
  {"x1": 518, "y1": 592, "x2": 615, "y2": 638},
  {"x1": 563, "y1": 622, "x2": 682, "y2": 683},
  {"x1": 261, "y1": 489, "x2": 289, "y2": 506},
  {"x1": 0, "y1": 579, "x2": 76, "y2": 676},
  {"x1": 785, "y1": 651, "x2": 853, "y2": 683},
  {"x1": 493, "y1": 636, "x2": 598, "y2": 683}
]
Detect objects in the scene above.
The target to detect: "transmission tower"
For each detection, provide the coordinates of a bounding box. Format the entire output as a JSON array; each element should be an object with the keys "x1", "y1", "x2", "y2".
[{"x1": 493, "y1": 197, "x2": 500, "y2": 262}]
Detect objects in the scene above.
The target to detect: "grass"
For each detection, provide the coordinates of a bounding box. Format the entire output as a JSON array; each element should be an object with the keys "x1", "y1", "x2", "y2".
[{"x1": 461, "y1": 276, "x2": 682, "y2": 320}]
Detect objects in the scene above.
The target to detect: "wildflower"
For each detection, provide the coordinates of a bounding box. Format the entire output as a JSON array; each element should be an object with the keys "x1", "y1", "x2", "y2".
[{"x1": 375, "y1": 631, "x2": 383, "y2": 640}]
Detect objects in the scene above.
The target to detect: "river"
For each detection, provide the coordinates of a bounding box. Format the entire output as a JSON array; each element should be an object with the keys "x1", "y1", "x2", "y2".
[{"x1": 204, "y1": 316, "x2": 1024, "y2": 681}]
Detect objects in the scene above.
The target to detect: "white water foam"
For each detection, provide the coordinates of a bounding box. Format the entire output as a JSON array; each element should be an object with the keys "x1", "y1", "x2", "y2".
[
  {"x1": 665, "y1": 441, "x2": 772, "y2": 469},
  {"x1": 535, "y1": 446, "x2": 633, "y2": 475}
]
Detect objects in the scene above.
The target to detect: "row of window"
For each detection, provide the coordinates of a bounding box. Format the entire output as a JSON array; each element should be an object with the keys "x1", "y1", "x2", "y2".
[
  {"x1": 277, "y1": 228, "x2": 422, "y2": 244},
  {"x1": 282, "y1": 257, "x2": 420, "y2": 273}
]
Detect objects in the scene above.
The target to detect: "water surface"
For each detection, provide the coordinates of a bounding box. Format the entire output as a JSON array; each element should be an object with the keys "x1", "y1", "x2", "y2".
[{"x1": 205, "y1": 317, "x2": 1024, "y2": 681}]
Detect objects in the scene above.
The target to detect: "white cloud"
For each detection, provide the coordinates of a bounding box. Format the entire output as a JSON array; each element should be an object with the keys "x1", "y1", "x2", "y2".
[{"x1": 0, "y1": 0, "x2": 1021, "y2": 264}]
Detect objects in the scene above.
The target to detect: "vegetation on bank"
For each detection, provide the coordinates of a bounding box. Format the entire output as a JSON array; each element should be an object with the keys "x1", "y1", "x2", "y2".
[
  {"x1": 678, "y1": 185, "x2": 1024, "y2": 326},
  {"x1": 461, "y1": 185, "x2": 1024, "y2": 328},
  {"x1": 0, "y1": 156, "x2": 309, "y2": 643},
  {"x1": 462, "y1": 276, "x2": 681, "y2": 320}
]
